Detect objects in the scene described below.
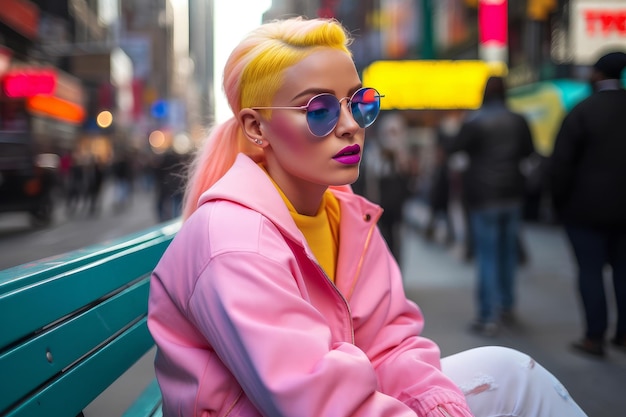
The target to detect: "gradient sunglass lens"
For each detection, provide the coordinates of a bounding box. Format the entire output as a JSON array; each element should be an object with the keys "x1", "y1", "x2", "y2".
[
  {"x1": 350, "y1": 88, "x2": 381, "y2": 128},
  {"x1": 306, "y1": 94, "x2": 341, "y2": 137}
]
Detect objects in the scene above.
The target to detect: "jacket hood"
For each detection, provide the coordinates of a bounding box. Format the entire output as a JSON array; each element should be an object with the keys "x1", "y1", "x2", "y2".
[{"x1": 196, "y1": 153, "x2": 381, "y2": 248}]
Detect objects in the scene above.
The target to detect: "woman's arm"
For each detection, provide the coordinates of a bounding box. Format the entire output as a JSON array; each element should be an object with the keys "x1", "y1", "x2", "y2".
[{"x1": 350, "y1": 231, "x2": 474, "y2": 417}]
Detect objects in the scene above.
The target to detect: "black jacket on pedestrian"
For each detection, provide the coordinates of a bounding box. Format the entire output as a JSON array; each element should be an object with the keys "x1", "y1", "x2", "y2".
[
  {"x1": 448, "y1": 98, "x2": 535, "y2": 210},
  {"x1": 549, "y1": 86, "x2": 626, "y2": 231}
]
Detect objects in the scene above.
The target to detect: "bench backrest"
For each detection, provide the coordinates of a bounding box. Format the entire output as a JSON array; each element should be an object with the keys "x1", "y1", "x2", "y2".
[{"x1": 0, "y1": 220, "x2": 181, "y2": 417}]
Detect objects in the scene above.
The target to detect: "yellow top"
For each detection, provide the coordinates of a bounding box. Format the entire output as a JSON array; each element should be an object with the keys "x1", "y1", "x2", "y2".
[{"x1": 263, "y1": 167, "x2": 341, "y2": 281}]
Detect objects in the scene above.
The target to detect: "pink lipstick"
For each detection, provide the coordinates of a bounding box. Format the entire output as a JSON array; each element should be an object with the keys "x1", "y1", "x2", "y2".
[{"x1": 333, "y1": 144, "x2": 361, "y2": 165}]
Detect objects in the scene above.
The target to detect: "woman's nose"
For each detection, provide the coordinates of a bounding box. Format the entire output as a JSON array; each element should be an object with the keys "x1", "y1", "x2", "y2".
[{"x1": 335, "y1": 102, "x2": 360, "y2": 137}]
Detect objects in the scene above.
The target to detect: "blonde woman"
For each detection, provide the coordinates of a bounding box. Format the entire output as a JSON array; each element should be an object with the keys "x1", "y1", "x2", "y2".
[{"x1": 147, "y1": 17, "x2": 588, "y2": 417}]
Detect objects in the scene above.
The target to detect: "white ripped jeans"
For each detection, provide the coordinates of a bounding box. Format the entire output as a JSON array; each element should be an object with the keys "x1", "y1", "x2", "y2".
[{"x1": 441, "y1": 346, "x2": 588, "y2": 417}]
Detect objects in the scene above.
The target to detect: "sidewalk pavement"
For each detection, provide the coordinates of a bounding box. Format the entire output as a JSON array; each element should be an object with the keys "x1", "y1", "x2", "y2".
[{"x1": 401, "y1": 200, "x2": 626, "y2": 417}]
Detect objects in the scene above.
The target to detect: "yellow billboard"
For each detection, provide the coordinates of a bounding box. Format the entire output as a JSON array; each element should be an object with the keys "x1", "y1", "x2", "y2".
[{"x1": 362, "y1": 60, "x2": 507, "y2": 110}]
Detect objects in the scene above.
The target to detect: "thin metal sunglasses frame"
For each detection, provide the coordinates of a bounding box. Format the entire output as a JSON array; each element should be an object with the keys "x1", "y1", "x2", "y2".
[{"x1": 250, "y1": 87, "x2": 384, "y2": 136}]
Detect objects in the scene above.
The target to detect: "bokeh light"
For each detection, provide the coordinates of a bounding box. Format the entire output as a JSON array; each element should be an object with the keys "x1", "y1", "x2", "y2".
[{"x1": 96, "y1": 110, "x2": 113, "y2": 128}]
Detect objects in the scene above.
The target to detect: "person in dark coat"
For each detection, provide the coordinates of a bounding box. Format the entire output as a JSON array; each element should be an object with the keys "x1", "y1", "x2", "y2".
[
  {"x1": 549, "y1": 51, "x2": 626, "y2": 357},
  {"x1": 423, "y1": 111, "x2": 461, "y2": 246},
  {"x1": 448, "y1": 76, "x2": 535, "y2": 336},
  {"x1": 155, "y1": 149, "x2": 190, "y2": 222},
  {"x1": 85, "y1": 155, "x2": 105, "y2": 215}
]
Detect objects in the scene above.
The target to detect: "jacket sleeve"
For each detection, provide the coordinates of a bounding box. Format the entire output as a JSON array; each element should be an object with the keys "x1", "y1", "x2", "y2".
[
  {"x1": 349, "y1": 231, "x2": 473, "y2": 417},
  {"x1": 186, "y1": 247, "x2": 419, "y2": 417}
]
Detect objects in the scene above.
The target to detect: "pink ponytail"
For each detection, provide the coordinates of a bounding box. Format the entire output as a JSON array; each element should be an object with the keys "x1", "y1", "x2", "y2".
[{"x1": 181, "y1": 119, "x2": 235, "y2": 220}]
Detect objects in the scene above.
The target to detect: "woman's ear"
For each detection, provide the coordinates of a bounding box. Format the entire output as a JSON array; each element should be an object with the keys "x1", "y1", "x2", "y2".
[{"x1": 239, "y1": 109, "x2": 267, "y2": 147}]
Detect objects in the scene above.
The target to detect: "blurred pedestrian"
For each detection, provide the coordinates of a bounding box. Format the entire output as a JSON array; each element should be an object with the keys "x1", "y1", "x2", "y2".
[
  {"x1": 449, "y1": 76, "x2": 535, "y2": 336},
  {"x1": 154, "y1": 148, "x2": 189, "y2": 221},
  {"x1": 59, "y1": 150, "x2": 73, "y2": 197},
  {"x1": 549, "y1": 51, "x2": 626, "y2": 358},
  {"x1": 147, "y1": 17, "x2": 588, "y2": 417},
  {"x1": 446, "y1": 149, "x2": 474, "y2": 261},
  {"x1": 112, "y1": 152, "x2": 133, "y2": 210},
  {"x1": 423, "y1": 111, "x2": 462, "y2": 246},
  {"x1": 373, "y1": 112, "x2": 412, "y2": 261},
  {"x1": 65, "y1": 151, "x2": 86, "y2": 214},
  {"x1": 85, "y1": 154, "x2": 105, "y2": 215}
]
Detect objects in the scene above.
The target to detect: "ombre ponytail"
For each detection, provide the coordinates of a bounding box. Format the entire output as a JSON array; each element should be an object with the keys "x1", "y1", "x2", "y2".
[{"x1": 182, "y1": 118, "x2": 255, "y2": 219}]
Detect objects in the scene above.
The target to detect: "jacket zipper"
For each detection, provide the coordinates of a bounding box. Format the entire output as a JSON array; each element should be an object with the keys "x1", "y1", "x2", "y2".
[
  {"x1": 315, "y1": 263, "x2": 355, "y2": 344},
  {"x1": 313, "y1": 211, "x2": 378, "y2": 344},
  {"x1": 298, "y1": 207, "x2": 380, "y2": 345},
  {"x1": 347, "y1": 218, "x2": 377, "y2": 300}
]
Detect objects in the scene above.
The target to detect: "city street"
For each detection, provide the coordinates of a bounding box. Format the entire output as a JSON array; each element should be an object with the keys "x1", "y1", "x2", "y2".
[
  {"x1": 0, "y1": 182, "x2": 160, "y2": 270},
  {"x1": 2, "y1": 192, "x2": 625, "y2": 417}
]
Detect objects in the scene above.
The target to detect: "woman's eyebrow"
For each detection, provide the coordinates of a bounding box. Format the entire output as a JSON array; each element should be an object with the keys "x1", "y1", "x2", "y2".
[{"x1": 291, "y1": 88, "x2": 332, "y2": 101}]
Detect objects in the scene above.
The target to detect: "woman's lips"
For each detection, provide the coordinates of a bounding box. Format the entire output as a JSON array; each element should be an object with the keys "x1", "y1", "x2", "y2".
[{"x1": 333, "y1": 144, "x2": 361, "y2": 165}]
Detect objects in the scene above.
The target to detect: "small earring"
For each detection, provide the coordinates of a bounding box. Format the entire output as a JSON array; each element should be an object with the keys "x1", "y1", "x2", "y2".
[{"x1": 254, "y1": 139, "x2": 263, "y2": 145}]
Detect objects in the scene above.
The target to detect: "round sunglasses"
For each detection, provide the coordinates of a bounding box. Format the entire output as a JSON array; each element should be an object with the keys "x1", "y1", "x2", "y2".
[{"x1": 251, "y1": 87, "x2": 383, "y2": 137}]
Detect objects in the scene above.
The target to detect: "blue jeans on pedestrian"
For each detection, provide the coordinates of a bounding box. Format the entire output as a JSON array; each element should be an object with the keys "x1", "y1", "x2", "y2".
[
  {"x1": 565, "y1": 225, "x2": 626, "y2": 341},
  {"x1": 470, "y1": 204, "x2": 522, "y2": 323}
]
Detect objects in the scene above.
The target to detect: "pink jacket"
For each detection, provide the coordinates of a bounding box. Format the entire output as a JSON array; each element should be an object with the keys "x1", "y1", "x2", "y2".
[{"x1": 148, "y1": 154, "x2": 473, "y2": 417}]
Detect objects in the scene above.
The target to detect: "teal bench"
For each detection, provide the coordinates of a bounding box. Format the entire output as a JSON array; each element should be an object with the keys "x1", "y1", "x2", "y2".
[{"x1": 0, "y1": 220, "x2": 181, "y2": 417}]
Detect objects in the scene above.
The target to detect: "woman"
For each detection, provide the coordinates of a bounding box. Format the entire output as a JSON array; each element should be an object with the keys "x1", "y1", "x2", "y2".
[{"x1": 147, "y1": 17, "x2": 587, "y2": 417}]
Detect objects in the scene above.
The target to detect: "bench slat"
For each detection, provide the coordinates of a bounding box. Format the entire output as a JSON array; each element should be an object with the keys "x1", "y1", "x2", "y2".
[
  {"x1": 121, "y1": 378, "x2": 162, "y2": 417},
  {"x1": 4, "y1": 318, "x2": 154, "y2": 417},
  {"x1": 0, "y1": 221, "x2": 180, "y2": 417},
  {"x1": 0, "y1": 278, "x2": 150, "y2": 413},
  {"x1": 0, "y1": 237, "x2": 171, "y2": 351}
]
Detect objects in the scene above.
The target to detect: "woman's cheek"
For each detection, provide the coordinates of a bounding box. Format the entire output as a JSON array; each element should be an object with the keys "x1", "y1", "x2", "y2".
[{"x1": 269, "y1": 112, "x2": 310, "y2": 152}]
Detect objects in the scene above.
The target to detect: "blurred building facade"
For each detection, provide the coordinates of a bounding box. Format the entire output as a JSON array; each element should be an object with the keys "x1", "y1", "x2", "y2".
[
  {"x1": 0, "y1": 0, "x2": 87, "y2": 155},
  {"x1": 263, "y1": 0, "x2": 626, "y2": 86},
  {"x1": 2, "y1": 0, "x2": 624, "y2": 161},
  {"x1": 0, "y1": 0, "x2": 204, "y2": 163}
]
